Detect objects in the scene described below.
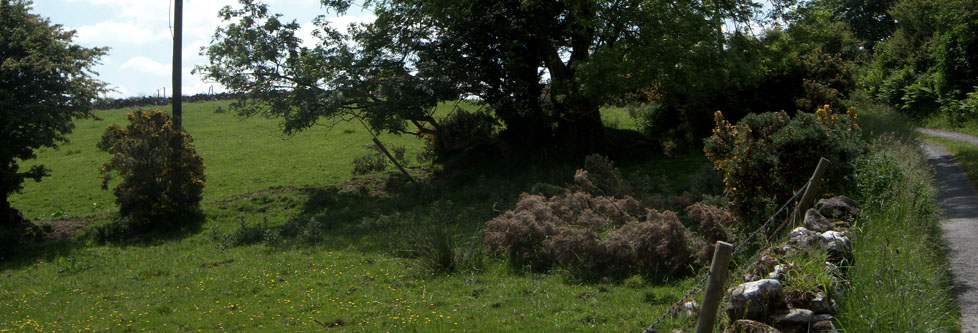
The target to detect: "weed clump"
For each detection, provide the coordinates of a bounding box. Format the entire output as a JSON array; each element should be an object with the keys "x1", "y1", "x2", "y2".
[
  {"x1": 398, "y1": 201, "x2": 484, "y2": 275},
  {"x1": 212, "y1": 218, "x2": 272, "y2": 249}
]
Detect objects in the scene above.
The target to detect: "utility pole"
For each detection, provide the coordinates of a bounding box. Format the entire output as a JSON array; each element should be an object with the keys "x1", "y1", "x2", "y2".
[{"x1": 172, "y1": 0, "x2": 183, "y2": 128}]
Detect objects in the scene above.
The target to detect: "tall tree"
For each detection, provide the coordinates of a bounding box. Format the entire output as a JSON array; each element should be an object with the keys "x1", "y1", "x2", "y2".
[
  {"x1": 0, "y1": 0, "x2": 107, "y2": 231},
  {"x1": 199, "y1": 0, "x2": 755, "y2": 156}
]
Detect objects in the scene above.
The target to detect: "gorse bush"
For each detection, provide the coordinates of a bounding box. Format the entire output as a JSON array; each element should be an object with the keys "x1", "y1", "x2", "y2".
[
  {"x1": 483, "y1": 191, "x2": 694, "y2": 280},
  {"x1": 704, "y1": 105, "x2": 865, "y2": 223},
  {"x1": 97, "y1": 110, "x2": 205, "y2": 231}
]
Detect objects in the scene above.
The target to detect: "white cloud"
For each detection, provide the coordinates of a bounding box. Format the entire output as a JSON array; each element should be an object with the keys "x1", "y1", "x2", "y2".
[
  {"x1": 74, "y1": 21, "x2": 168, "y2": 45},
  {"x1": 105, "y1": 84, "x2": 130, "y2": 99},
  {"x1": 326, "y1": 13, "x2": 376, "y2": 32},
  {"x1": 121, "y1": 56, "x2": 170, "y2": 77}
]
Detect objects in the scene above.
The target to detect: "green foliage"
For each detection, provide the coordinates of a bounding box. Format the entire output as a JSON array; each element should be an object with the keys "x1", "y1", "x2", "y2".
[
  {"x1": 200, "y1": 0, "x2": 759, "y2": 154},
  {"x1": 429, "y1": 108, "x2": 499, "y2": 158},
  {"x1": 97, "y1": 110, "x2": 206, "y2": 232},
  {"x1": 0, "y1": 0, "x2": 106, "y2": 230},
  {"x1": 351, "y1": 146, "x2": 392, "y2": 176},
  {"x1": 861, "y1": 0, "x2": 978, "y2": 123},
  {"x1": 704, "y1": 105, "x2": 866, "y2": 222}
]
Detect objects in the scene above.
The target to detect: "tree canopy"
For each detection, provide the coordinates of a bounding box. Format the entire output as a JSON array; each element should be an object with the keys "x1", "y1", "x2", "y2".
[
  {"x1": 200, "y1": 0, "x2": 757, "y2": 156},
  {"x1": 0, "y1": 0, "x2": 107, "y2": 228}
]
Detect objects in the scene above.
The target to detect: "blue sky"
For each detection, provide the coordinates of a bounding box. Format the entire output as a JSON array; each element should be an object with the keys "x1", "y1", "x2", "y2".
[{"x1": 32, "y1": 0, "x2": 374, "y2": 98}]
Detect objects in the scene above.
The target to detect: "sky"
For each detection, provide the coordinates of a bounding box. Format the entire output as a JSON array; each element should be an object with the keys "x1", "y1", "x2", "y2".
[{"x1": 32, "y1": 0, "x2": 375, "y2": 98}]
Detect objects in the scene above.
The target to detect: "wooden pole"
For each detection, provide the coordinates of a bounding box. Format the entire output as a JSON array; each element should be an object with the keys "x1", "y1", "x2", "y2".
[
  {"x1": 172, "y1": 0, "x2": 183, "y2": 129},
  {"x1": 695, "y1": 241, "x2": 734, "y2": 333}
]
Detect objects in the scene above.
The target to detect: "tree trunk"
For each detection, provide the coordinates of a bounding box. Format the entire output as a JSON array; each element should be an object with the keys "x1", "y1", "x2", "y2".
[
  {"x1": 554, "y1": 104, "x2": 607, "y2": 157},
  {"x1": 1, "y1": 193, "x2": 40, "y2": 238}
]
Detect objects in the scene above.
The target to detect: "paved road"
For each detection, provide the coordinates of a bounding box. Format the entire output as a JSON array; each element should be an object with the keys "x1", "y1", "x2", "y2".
[{"x1": 919, "y1": 128, "x2": 978, "y2": 332}]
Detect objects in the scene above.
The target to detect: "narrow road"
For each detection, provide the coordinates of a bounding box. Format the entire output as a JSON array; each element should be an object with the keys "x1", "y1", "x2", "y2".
[{"x1": 918, "y1": 128, "x2": 978, "y2": 332}]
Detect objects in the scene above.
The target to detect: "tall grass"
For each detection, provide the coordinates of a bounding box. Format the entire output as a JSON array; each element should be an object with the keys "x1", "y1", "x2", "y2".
[{"x1": 836, "y1": 133, "x2": 959, "y2": 330}]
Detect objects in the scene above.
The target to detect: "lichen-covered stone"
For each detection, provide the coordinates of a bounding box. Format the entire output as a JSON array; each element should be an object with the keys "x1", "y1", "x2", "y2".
[
  {"x1": 821, "y1": 230, "x2": 853, "y2": 265},
  {"x1": 788, "y1": 227, "x2": 822, "y2": 248},
  {"x1": 804, "y1": 209, "x2": 833, "y2": 233},
  {"x1": 811, "y1": 319, "x2": 838, "y2": 332},
  {"x1": 726, "y1": 279, "x2": 786, "y2": 321},
  {"x1": 815, "y1": 196, "x2": 861, "y2": 221},
  {"x1": 772, "y1": 308, "x2": 814, "y2": 326},
  {"x1": 808, "y1": 292, "x2": 838, "y2": 315}
]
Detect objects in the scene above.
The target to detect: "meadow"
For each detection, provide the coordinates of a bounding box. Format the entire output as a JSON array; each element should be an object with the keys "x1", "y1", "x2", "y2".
[
  {"x1": 1, "y1": 100, "x2": 960, "y2": 332},
  {"x1": 2, "y1": 101, "x2": 708, "y2": 331}
]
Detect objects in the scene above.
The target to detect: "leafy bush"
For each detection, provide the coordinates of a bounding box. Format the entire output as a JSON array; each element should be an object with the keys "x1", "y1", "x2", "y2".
[
  {"x1": 351, "y1": 142, "x2": 411, "y2": 176},
  {"x1": 97, "y1": 110, "x2": 205, "y2": 231},
  {"x1": 483, "y1": 191, "x2": 694, "y2": 279},
  {"x1": 430, "y1": 109, "x2": 499, "y2": 158},
  {"x1": 351, "y1": 150, "x2": 388, "y2": 175},
  {"x1": 704, "y1": 105, "x2": 866, "y2": 223}
]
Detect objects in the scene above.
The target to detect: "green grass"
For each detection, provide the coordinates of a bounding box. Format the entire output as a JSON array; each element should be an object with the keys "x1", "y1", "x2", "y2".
[
  {"x1": 923, "y1": 113, "x2": 978, "y2": 138},
  {"x1": 1, "y1": 100, "x2": 705, "y2": 331},
  {"x1": 835, "y1": 123, "x2": 960, "y2": 331}
]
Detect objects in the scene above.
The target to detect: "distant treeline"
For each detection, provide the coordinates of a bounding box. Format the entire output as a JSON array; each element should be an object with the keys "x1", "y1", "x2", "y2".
[{"x1": 94, "y1": 93, "x2": 240, "y2": 110}]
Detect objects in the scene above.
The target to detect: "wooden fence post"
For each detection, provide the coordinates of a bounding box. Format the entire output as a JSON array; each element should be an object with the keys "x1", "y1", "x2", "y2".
[
  {"x1": 770, "y1": 157, "x2": 830, "y2": 239},
  {"x1": 695, "y1": 241, "x2": 734, "y2": 333},
  {"x1": 791, "y1": 157, "x2": 830, "y2": 226}
]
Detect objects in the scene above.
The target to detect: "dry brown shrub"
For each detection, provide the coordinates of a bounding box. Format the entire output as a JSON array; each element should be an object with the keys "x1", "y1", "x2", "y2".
[
  {"x1": 606, "y1": 210, "x2": 695, "y2": 276},
  {"x1": 686, "y1": 203, "x2": 736, "y2": 262},
  {"x1": 647, "y1": 191, "x2": 696, "y2": 212},
  {"x1": 484, "y1": 191, "x2": 695, "y2": 279}
]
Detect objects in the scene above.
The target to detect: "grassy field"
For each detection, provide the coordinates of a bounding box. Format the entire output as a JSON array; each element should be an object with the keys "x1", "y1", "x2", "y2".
[{"x1": 1, "y1": 101, "x2": 710, "y2": 331}]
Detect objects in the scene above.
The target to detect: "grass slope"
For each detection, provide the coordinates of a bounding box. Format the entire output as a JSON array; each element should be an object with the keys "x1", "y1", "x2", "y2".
[{"x1": 2, "y1": 101, "x2": 705, "y2": 332}]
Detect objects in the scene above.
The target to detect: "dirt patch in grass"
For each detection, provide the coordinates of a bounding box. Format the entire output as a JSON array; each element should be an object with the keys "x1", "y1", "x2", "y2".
[{"x1": 37, "y1": 218, "x2": 93, "y2": 240}]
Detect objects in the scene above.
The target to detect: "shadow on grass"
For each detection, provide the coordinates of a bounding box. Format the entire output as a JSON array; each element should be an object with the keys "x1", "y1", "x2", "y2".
[{"x1": 87, "y1": 211, "x2": 207, "y2": 247}]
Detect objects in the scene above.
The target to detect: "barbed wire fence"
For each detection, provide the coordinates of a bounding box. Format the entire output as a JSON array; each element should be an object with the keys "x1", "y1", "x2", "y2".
[{"x1": 643, "y1": 179, "x2": 812, "y2": 333}]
